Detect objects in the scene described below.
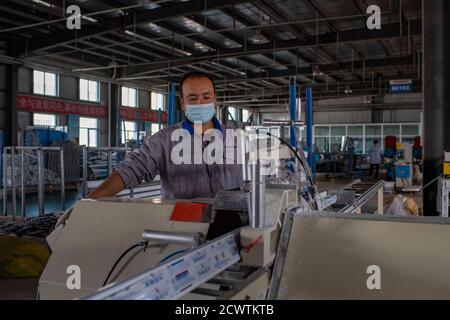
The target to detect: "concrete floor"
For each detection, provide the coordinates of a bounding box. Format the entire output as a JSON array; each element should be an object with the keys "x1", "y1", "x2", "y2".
[{"x1": 0, "y1": 278, "x2": 39, "y2": 300}]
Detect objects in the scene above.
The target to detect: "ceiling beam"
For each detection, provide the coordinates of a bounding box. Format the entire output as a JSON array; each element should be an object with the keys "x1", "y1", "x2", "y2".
[
  {"x1": 139, "y1": 55, "x2": 413, "y2": 84},
  {"x1": 16, "y1": 0, "x2": 248, "y2": 56},
  {"x1": 122, "y1": 20, "x2": 421, "y2": 76}
]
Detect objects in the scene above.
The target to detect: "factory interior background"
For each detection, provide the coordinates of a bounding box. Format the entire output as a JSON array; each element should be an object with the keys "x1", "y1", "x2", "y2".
[{"x1": 0, "y1": 0, "x2": 449, "y2": 301}]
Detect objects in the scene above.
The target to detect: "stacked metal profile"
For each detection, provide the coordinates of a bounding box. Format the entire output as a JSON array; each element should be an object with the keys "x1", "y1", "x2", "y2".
[
  {"x1": 3, "y1": 153, "x2": 60, "y2": 187},
  {"x1": 22, "y1": 128, "x2": 67, "y2": 147},
  {"x1": 49, "y1": 141, "x2": 81, "y2": 184},
  {"x1": 4, "y1": 151, "x2": 61, "y2": 187}
]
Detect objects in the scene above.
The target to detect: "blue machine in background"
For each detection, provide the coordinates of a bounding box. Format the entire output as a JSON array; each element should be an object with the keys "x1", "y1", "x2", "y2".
[
  {"x1": 22, "y1": 128, "x2": 67, "y2": 147},
  {"x1": 396, "y1": 165, "x2": 411, "y2": 178},
  {"x1": 384, "y1": 136, "x2": 397, "y2": 181}
]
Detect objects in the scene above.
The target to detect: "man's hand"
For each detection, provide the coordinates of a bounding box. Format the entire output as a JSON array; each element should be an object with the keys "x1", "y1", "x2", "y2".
[
  {"x1": 87, "y1": 171, "x2": 126, "y2": 199},
  {"x1": 54, "y1": 172, "x2": 125, "y2": 228}
]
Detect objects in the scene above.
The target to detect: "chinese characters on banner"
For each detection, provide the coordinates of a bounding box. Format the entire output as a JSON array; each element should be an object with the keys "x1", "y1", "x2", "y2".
[
  {"x1": 119, "y1": 106, "x2": 168, "y2": 122},
  {"x1": 18, "y1": 94, "x2": 107, "y2": 117},
  {"x1": 17, "y1": 94, "x2": 168, "y2": 122}
]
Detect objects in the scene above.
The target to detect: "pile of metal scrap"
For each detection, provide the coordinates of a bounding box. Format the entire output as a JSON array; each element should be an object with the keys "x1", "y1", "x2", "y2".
[
  {"x1": 0, "y1": 213, "x2": 61, "y2": 238},
  {"x1": 3, "y1": 153, "x2": 61, "y2": 187}
]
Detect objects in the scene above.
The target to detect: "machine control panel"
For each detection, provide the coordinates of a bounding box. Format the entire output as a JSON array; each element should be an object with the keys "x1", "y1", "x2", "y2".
[{"x1": 85, "y1": 232, "x2": 240, "y2": 300}]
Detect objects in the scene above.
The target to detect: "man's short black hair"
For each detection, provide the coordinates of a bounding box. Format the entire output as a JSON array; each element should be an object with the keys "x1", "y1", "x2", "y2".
[
  {"x1": 179, "y1": 71, "x2": 215, "y2": 97},
  {"x1": 374, "y1": 139, "x2": 379, "y2": 144}
]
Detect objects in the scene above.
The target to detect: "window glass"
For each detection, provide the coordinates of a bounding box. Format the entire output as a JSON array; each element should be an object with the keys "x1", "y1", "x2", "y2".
[
  {"x1": 33, "y1": 70, "x2": 57, "y2": 96},
  {"x1": 314, "y1": 126, "x2": 329, "y2": 136},
  {"x1": 366, "y1": 125, "x2": 382, "y2": 135},
  {"x1": 227, "y1": 107, "x2": 238, "y2": 121},
  {"x1": 330, "y1": 126, "x2": 345, "y2": 136},
  {"x1": 347, "y1": 126, "x2": 363, "y2": 135},
  {"x1": 151, "y1": 92, "x2": 165, "y2": 110},
  {"x1": 383, "y1": 125, "x2": 400, "y2": 135},
  {"x1": 122, "y1": 87, "x2": 137, "y2": 107},
  {"x1": 402, "y1": 124, "x2": 419, "y2": 136},
  {"x1": 33, "y1": 113, "x2": 56, "y2": 127}
]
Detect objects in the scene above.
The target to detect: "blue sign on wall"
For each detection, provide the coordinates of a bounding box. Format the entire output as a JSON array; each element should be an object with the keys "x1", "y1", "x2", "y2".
[{"x1": 389, "y1": 79, "x2": 413, "y2": 93}]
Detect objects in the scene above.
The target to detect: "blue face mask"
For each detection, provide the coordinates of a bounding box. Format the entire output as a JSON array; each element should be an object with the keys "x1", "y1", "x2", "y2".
[{"x1": 185, "y1": 103, "x2": 216, "y2": 123}]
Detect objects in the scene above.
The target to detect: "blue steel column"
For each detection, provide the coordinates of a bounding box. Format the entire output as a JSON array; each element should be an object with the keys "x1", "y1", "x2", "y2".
[
  {"x1": 289, "y1": 78, "x2": 297, "y2": 147},
  {"x1": 306, "y1": 87, "x2": 313, "y2": 168},
  {"x1": 158, "y1": 108, "x2": 162, "y2": 131},
  {"x1": 168, "y1": 82, "x2": 176, "y2": 126}
]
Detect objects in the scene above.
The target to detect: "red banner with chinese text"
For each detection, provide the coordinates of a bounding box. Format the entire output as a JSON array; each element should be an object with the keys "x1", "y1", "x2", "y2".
[
  {"x1": 17, "y1": 94, "x2": 107, "y2": 117},
  {"x1": 120, "y1": 106, "x2": 168, "y2": 123},
  {"x1": 17, "y1": 94, "x2": 168, "y2": 123}
]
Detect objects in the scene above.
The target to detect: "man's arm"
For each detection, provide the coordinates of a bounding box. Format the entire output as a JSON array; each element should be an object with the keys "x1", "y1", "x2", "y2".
[
  {"x1": 87, "y1": 171, "x2": 125, "y2": 199},
  {"x1": 88, "y1": 131, "x2": 165, "y2": 199}
]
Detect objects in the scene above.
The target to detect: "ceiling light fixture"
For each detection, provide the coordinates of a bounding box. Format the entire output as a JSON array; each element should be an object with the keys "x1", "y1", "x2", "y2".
[
  {"x1": 251, "y1": 29, "x2": 265, "y2": 44},
  {"x1": 32, "y1": 0, "x2": 52, "y2": 8},
  {"x1": 125, "y1": 30, "x2": 192, "y2": 56},
  {"x1": 312, "y1": 65, "x2": 323, "y2": 76},
  {"x1": 82, "y1": 16, "x2": 98, "y2": 23}
]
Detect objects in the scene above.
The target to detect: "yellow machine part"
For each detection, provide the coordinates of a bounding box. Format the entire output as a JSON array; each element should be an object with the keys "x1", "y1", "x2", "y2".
[
  {"x1": 444, "y1": 162, "x2": 450, "y2": 175},
  {"x1": 0, "y1": 235, "x2": 50, "y2": 278}
]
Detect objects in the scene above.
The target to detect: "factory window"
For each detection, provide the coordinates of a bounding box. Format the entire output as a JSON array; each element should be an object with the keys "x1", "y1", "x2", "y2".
[
  {"x1": 347, "y1": 125, "x2": 363, "y2": 136},
  {"x1": 401, "y1": 124, "x2": 419, "y2": 144},
  {"x1": 330, "y1": 137, "x2": 345, "y2": 152},
  {"x1": 242, "y1": 109, "x2": 251, "y2": 123},
  {"x1": 330, "y1": 126, "x2": 345, "y2": 136},
  {"x1": 383, "y1": 125, "x2": 400, "y2": 136},
  {"x1": 366, "y1": 125, "x2": 382, "y2": 136},
  {"x1": 350, "y1": 138, "x2": 364, "y2": 154},
  {"x1": 329, "y1": 126, "x2": 346, "y2": 152},
  {"x1": 121, "y1": 121, "x2": 137, "y2": 144},
  {"x1": 314, "y1": 137, "x2": 329, "y2": 153},
  {"x1": 122, "y1": 86, "x2": 138, "y2": 107},
  {"x1": 79, "y1": 117, "x2": 98, "y2": 147},
  {"x1": 314, "y1": 126, "x2": 330, "y2": 152},
  {"x1": 314, "y1": 126, "x2": 330, "y2": 136},
  {"x1": 227, "y1": 107, "x2": 238, "y2": 121},
  {"x1": 365, "y1": 137, "x2": 382, "y2": 153},
  {"x1": 139, "y1": 131, "x2": 147, "y2": 143},
  {"x1": 313, "y1": 123, "x2": 420, "y2": 155},
  {"x1": 151, "y1": 92, "x2": 165, "y2": 110},
  {"x1": 401, "y1": 124, "x2": 419, "y2": 136},
  {"x1": 33, "y1": 70, "x2": 58, "y2": 96},
  {"x1": 80, "y1": 79, "x2": 100, "y2": 103},
  {"x1": 33, "y1": 113, "x2": 56, "y2": 127},
  {"x1": 151, "y1": 123, "x2": 160, "y2": 135}
]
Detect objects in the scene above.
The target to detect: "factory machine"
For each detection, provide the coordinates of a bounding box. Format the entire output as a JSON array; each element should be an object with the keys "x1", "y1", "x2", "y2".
[
  {"x1": 395, "y1": 142, "x2": 413, "y2": 189},
  {"x1": 385, "y1": 136, "x2": 422, "y2": 187},
  {"x1": 38, "y1": 133, "x2": 450, "y2": 300},
  {"x1": 438, "y1": 151, "x2": 450, "y2": 217}
]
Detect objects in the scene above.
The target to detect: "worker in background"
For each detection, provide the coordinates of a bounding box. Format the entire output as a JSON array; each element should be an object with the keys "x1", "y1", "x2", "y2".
[
  {"x1": 87, "y1": 71, "x2": 242, "y2": 200},
  {"x1": 368, "y1": 139, "x2": 382, "y2": 180}
]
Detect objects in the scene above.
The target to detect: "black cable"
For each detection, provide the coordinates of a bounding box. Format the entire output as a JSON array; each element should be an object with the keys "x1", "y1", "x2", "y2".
[
  {"x1": 103, "y1": 240, "x2": 148, "y2": 287},
  {"x1": 261, "y1": 131, "x2": 318, "y2": 210},
  {"x1": 263, "y1": 131, "x2": 315, "y2": 187}
]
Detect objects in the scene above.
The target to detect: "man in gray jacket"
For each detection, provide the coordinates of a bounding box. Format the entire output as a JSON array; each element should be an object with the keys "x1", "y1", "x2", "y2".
[{"x1": 89, "y1": 71, "x2": 243, "y2": 200}]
